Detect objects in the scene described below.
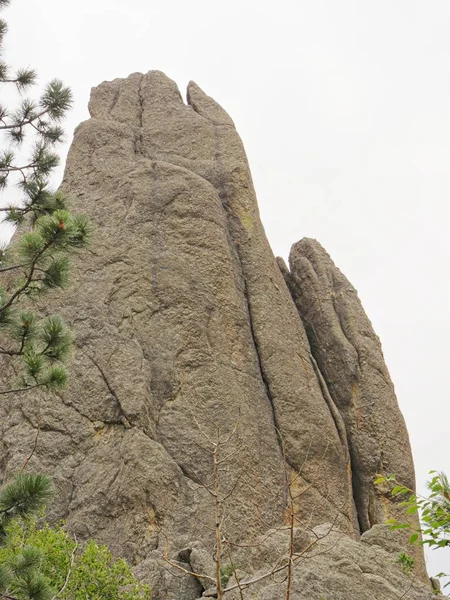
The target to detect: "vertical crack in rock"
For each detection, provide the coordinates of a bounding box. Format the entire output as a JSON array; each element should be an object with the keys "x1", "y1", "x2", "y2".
[
  {"x1": 242, "y1": 275, "x2": 285, "y2": 457},
  {"x1": 276, "y1": 256, "x2": 353, "y2": 459},
  {"x1": 308, "y1": 351, "x2": 359, "y2": 532},
  {"x1": 84, "y1": 352, "x2": 132, "y2": 429},
  {"x1": 309, "y1": 353, "x2": 348, "y2": 456}
]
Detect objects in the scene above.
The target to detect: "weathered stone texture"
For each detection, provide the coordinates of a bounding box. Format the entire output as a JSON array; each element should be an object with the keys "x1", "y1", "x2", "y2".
[
  {"x1": 284, "y1": 239, "x2": 416, "y2": 533},
  {"x1": 0, "y1": 72, "x2": 428, "y2": 598},
  {"x1": 224, "y1": 524, "x2": 435, "y2": 600}
]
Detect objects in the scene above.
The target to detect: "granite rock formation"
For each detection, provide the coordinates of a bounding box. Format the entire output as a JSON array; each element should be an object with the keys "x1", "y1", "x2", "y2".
[
  {"x1": 220, "y1": 524, "x2": 435, "y2": 600},
  {"x1": 279, "y1": 239, "x2": 416, "y2": 534},
  {"x1": 0, "y1": 72, "x2": 430, "y2": 598}
]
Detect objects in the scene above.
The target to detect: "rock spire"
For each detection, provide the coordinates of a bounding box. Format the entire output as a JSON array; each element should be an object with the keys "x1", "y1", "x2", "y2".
[{"x1": 0, "y1": 72, "x2": 431, "y2": 599}]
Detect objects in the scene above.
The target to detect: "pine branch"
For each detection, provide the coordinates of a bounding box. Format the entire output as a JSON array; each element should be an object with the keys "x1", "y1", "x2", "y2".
[
  {"x1": 0, "y1": 383, "x2": 42, "y2": 396},
  {"x1": 0, "y1": 162, "x2": 42, "y2": 173},
  {"x1": 0, "y1": 264, "x2": 26, "y2": 273},
  {"x1": 0, "y1": 68, "x2": 37, "y2": 91},
  {"x1": 0, "y1": 107, "x2": 50, "y2": 131},
  {"x1": 0, "y1": 238, "x2": 53, "y2": 314},
  {"x1": 0, "y1": 348, "x2": 22, "y2": 356},
  {"x1": 21, "y1": 407, "x2": 41, "y2": 472},
  {"x1": 0, "y1": 474, "x2": 53, "y2": 516},
  {"x1": 0, "y1": 181, "x2": 59, "y2": 220}
]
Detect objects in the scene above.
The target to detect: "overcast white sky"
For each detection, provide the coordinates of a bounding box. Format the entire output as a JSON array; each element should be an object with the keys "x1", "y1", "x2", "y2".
[{"x1": 1, "y1": 0, "x2": 449, "y2": 581}]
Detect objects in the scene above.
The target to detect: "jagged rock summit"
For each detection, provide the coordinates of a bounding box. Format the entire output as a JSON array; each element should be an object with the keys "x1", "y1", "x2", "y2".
[{"x1": 1, "y1": 72, "x2": 434, "y2": 598}]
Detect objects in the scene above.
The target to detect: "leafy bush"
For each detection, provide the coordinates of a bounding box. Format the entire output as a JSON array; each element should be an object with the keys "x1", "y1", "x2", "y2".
[
  {"x1": 0, "y1": 517, "x2": 151, "y2": 600},
  {"x1": 376, "y1": 470, "x2": 450, "y2": 591}
]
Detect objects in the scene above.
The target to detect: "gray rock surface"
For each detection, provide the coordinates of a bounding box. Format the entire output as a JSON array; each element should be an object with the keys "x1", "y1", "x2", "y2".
[
  {"x1": 0, "y1": 72, "x2": 430, "y2": 598},
  {"x1": 283, "y1": 240, "x2": 419, "y2": 530},
  {"x1": 224, "y1": 524, "x2": 436, "y2": 600}
]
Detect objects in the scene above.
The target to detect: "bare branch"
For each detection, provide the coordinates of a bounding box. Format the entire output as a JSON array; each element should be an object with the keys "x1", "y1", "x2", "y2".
[
  {"x1": 51, "y1": 538, "x2": 78, "y2": 600},
  {"x1": 0, "y1": 383, "x2": 41, "y2": 395}
]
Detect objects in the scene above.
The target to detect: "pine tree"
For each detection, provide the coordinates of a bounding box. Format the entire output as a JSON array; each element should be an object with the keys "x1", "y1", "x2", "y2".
[
  {"x1": 0, "y1": 0, "x2": 72, "y2": 193},
  {"x1": 0, "y1": 6, "x2": 143, "y2": 597},
  {"x1": 0, "y1": 0, "x2": 91, "y2": 394},
  {"x1": 0, "y1": 474, "x2": 54, "y2": 600}
]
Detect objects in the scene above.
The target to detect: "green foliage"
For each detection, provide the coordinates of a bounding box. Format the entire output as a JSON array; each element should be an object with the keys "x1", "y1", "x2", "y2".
[
  {"x1": 420, "y1": 472, "x2": 450, "y2": 548},
  {"x1": 65, "y1": 540, "x2": 151, "y2": 600},
  {"x1": 0, "y1": 474, "x2": 53, "y2": 534},
  {"x1": 376, "y1": 471, "x2": 450, "y2": 549},
  {"x1": 0, "y1": 474, "x2": 54, "y2": 599},
  {"x1": 0, "y1": 517, "x2": 151, "y2": 600},
  {"x1": 0, "y1": 1, "x2": 91, "y2": 397},
  {"x1": 0, "y1": 295, "x2": 76, "y2": 394},
  {"x1": 219, "y1": 562, "x2": 235, "y2": 589},
  {"x1": 3, "y1": 182, "x2": 68, "y2": 226},
  {"x1": 0, "y1": 172, "x2": 92, "y2": 398},
  {"x1": 376, "y1": 470, "x2": 450, "y2": 591},
  {"x1": 0, "y1": 476, "x2": 150, "y2": 600},
  {"x1": 0, "y1": 544, "x2": 53, "y2": 600},
  {"x1": 0, "y1": 2, "x2": 72, "y2": 191},
  {"x1": 397, "y1": 552, "x2": 415, "y2": 575}
]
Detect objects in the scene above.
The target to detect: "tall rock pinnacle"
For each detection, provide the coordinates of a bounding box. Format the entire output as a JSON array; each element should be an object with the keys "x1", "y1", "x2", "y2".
[
  {"x1": 284, "y1": 239, "x2": 416, "y2": 534},
  {"x1": 0, "y1": 72, "x2": 431, "y2": 598}
]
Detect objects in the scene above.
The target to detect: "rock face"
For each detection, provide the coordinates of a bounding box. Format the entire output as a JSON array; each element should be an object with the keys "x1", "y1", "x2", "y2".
[
  {"x1": 0, "y1": 72, "x2": 429, "y2": 598},
  {"x1": 280, "y1": 240, "x2": 416, "y2": 534},
  {"x1": 222, "y1": 523, "x2": 435, "y2": 600}
]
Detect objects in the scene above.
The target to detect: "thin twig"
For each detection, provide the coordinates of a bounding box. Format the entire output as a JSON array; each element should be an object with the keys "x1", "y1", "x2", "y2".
[
  {"x1": 0, "y1": 107, "x2": 50, "y2": 130},
  {"x1": 51, "y1": 538, "x2": 78, "y2": 600},
  {"x1": 227, "y1": 547, "x2": 244, "y2": 600},
  {"x1": 0, "y1": 383, "x2": 41, "y2": 395},
  {"x1": 20, "y1": 402, "x2": 41, "y2": 472}
]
